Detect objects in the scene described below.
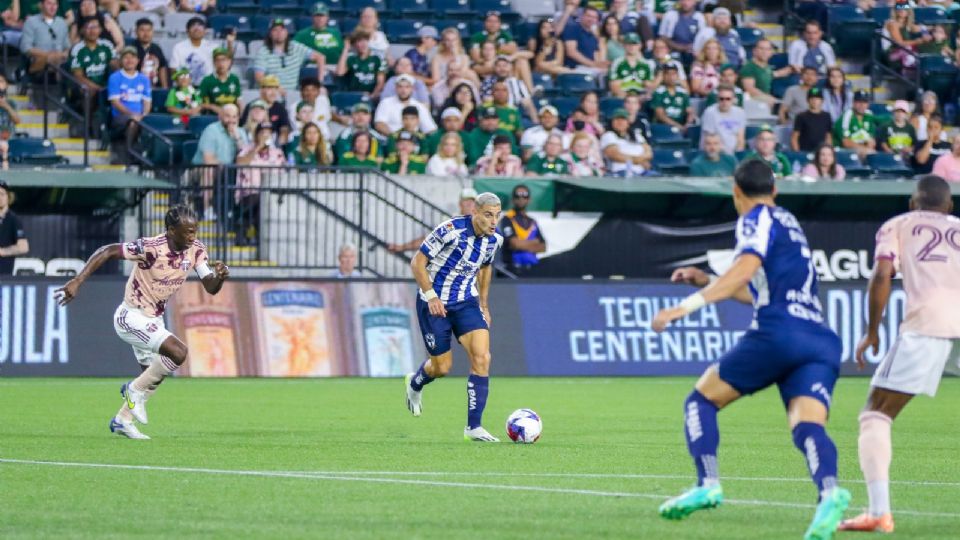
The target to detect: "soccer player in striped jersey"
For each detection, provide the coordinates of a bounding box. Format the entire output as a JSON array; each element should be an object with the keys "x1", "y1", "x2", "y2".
[
  {"x1": 55, "y1": 205, "x2": 230, "y2": 440},
  {"x1": 404, "y1": 192, "x2": 504, "y2": 442}
]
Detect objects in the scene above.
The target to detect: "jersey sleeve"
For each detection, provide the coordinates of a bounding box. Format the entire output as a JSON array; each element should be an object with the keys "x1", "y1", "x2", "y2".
[
  {"x1": 121, "y1": 238, "x2": 148, "y2": 261},
  {"x1": 874, "y1": 216, "x2": 901, "y2": 268},
  {"x1": 193, "y1": 242, "x2": 212, "y2": 278},
  {"x1": 419, "y1": 221, "x2": 455, "y2": 259},
  {"x1": 734, "y1": 206, "x2": 774, "y2": 260},
  {"x1": 483, "y1": 234, "x2": 504, "y2": 266}
]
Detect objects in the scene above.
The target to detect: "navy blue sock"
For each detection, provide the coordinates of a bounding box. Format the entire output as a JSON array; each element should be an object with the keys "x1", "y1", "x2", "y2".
[
  {"x1": 792, "y1": 422, "x2": 839, "y2": 497},
  {"x1": 684, "y1": 390, "x2": 720, "y2": 487},
  {"x1": 466, "y1": 374, "x2": 489, "y2": 429},
  {"x1": 409, "y1": 361, "x2": 435, "y2": 392}
]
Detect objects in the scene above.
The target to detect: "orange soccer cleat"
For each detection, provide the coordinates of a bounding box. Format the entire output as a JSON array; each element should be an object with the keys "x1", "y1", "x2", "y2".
[{"x1": 838, "y1": 512, "x2": 895, "y2": 533}]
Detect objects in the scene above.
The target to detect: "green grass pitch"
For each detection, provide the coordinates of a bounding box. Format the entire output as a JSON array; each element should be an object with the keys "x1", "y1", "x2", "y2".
[{"x1": 1, "y1": 377, "x2": 958, "y2": 539}]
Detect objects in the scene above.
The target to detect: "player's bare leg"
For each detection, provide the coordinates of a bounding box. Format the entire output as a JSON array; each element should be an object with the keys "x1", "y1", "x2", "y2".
[
  {"x1": 405, "y1": 352, "x2": 452, "y2": 416},
  {"x1": 839, "y1": 387, "x2": 913, "y2": 533},
  {"x1": 122, "y1": 335, "x2": 189, "y2": 424},
  {"x1": 460, "y1": 329, "x2": 497, "y2": 442}
]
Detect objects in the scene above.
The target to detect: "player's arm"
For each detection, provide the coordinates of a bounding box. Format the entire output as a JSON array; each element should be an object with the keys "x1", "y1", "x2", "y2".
[
  {"x1": 199, "y1": 260, "x2": 230, "y2": 295},
  {"x1": 477, "y1": 263, "x2": 493, "y2": 326},
  {"x1": 670, "y1": 266, "x2": 753, "y2": 304},
  {"x1": 55, "y1": 243, "x2": 125, "y2": 305},
  {"x1": 856, "y1": 257, "x2": 894, "y2": 369},
  {"x1": 411, "y1": 250, "x2": 446, "y2": 317}
]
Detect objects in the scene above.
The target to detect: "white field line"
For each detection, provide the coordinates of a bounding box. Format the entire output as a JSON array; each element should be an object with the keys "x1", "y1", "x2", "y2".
[{"x1": 1, "y1": 458, "x2": 958, "y2": 519}]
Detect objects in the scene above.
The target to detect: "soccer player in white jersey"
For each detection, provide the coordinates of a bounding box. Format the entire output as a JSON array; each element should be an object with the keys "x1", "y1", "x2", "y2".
[
  {"x1": 56, "y1": 205, "x2": 230, "y2": 440},
  {"x1": 404, "y1": 192, "x2": 504, "y2": 442},
  {"x1": 839, "y1": 175, "x2": 960, "y2": 533}
]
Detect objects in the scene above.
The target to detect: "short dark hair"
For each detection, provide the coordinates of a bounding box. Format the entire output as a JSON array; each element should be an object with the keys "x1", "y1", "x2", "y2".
[
  {"x1": 164, "y1": 204, "x2": 197, "y2": 230},
  {"x1": 299, "y1": 76, "x2": 321, "y2": 89},
  {"x1": 734, "y1": 159, "x2": 775, "y2": 197},
  {"x1": 135, "y1": 17, "x2": 154, "y2": 28},
  {"x1": 186, "y1": 16, "x2": 205, "y2": 30},
  {"x1": 401, "y1": 105, "x2": 419, "y2": 117},
  {"x1": 914, "y1": 175, "x2": 952, "y2": 210},
  {"x1": 805, "y1": 19, "x2": 821, "y2": 31},
  {"x1": 512, "y1": 184, "x2": 529, "y2": 196}
]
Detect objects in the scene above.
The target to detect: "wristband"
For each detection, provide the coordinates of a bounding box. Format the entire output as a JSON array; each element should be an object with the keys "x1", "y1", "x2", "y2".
[
  {"x1": 678, "y1": 292, "x2": 706, "y2": 315},
  {"x1": 422, "y1": 289, "x2": 438, "y2": 301}
]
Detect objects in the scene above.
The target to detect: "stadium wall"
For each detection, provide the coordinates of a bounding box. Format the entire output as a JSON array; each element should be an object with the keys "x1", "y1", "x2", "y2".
[{"x1": 1, "y1": 278, "x2": 901, "y2": 378}]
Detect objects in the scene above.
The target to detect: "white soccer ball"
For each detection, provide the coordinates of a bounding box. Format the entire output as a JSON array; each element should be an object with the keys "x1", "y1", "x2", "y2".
[{"x1": 506, "y1": 408, "x2": 542, "y2": 443}]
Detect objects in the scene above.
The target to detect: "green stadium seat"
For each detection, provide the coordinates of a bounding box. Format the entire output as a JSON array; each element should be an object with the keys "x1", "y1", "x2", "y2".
[
  {"x1": 434, "y1": 0, "x2": 477, "y2": 17},
  {"x1": 736, "y1": 27, "x2": 764, "y2": 50},
  {"x1": 259, "y1": 0, "x2": 304, "y2": 16},
  {"x1": 189, "y1": 115, "x2": 219, "y2": 138},
  {"x1": 784, "y1": 151, "x2": 814, "y2": 168},
  {"x1": 391, "y1": 0, "x2": 432, "y2": 18},
  {"x1": 141, "y1": 114, "x2": 187, "y2": 133},
  {"x1": 770, "y1": 74, "x2": 798, "y2": 99},
  {"x1": 769, "y1": 52, "x2": 788, "y2": 70},
  {"x1": 555, "y1": 73, "x2": 600, "y2": 94},
  {"x1": 834, "y1": 149, "x2": 872, "y2": 178},
  {"x1": 347, "y1": 0, "x2": 388, "y2": 16},
  {"x1": 914, "y1": 7, "x2": 950, "y2": 25},
  {"x1": 208, "y1": 14, "x2": 252, "y2": 34},
  {"x1": 650, "y1": 123, "x2": 690, "y2": 149},
  {"x1": 866, "y1": 152, "x2": 914, "y2": 178},
  {"x1": 218, "y1": 0, "x2": 258, "y2": 16},
  {"x1": 598, "y1": 96, "x2": 624, "y2": 120},
  {"x1": 385, "y1": 20, "x2": 425, "y2": 43},
  {"x1": 685, "y1": 124, "x2": 701, "y2": 149},
  {"x1": 831, "y1": 20, "x2": 876, "y2": 61},
  {"x1": 8, "y1": 137, "x2": 66, "y2": 165},
  {"x1": 652, "y1": 148, "x2": 690, "y2": 175},
  {"x1": 330, "y1": 92, "x2": 370, "y2": 114}
]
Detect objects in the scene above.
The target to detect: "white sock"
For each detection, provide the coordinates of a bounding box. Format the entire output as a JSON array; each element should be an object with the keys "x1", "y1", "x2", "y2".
[
  {"x1": 116, "y1": 405, "x2": 134, "y2": 423},
  {"x1": 867, "y1": 480, "x2": 891, "y2": 516}
]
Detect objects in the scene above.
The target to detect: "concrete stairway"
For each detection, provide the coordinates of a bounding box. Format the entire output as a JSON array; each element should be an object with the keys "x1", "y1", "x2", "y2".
[{"x1": 10, "y1": 94, "x2": 120, "y2": 170}]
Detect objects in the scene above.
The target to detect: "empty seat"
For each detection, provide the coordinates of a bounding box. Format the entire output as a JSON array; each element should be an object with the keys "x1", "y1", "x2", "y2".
[
  {"x1": 599, "y1": 96, "x2": 625, "y2": 120},
  {"x1": 207, "y1": 14, "x2": 252, "y2": 34},
  {"x1": 330, "y1": 91, "x2": 370, "y2": 113},
  {"x1": 259, "y1": 0, "x2": 304, "y2": 15},
  {"x1": 555, "y1": 73, "x2": 599, "y2": 93},
  {"x1": 164, "y1": 12, "x2": 205, "y2": 36},
  {"x1": 117, "y1": 11, "x2": 161, "y2": 36},
  {"x1": 385, "y1": 20, "x2": 425, "y2": 43},
  {"x1": 736, "y1": 27, "x2": 764, "y2": 50},
  {"x1": 650, "y1": 123, "x2": 690, "y2": 148},
  {"x1": 652, "y1": 148, "x2": 690, "y2": 175},
  {"x1": 391, "y1": 0, "x2": 432, "y2": 17},
  {"x1": 189, "y1": 115, "x2": 219, "y2": 138},
  {"x1": 8, "y1": 137, "x2": 64, "y2": 165},
  {"x1": 434, "y1": 0, "x2": 477, "y2": 16},
  {"x1": 834, "y1": 149, "x2": 872, "y2": 177},
  {"x1": 866, "y1": 152, "x2": 914, "y2": 178}
]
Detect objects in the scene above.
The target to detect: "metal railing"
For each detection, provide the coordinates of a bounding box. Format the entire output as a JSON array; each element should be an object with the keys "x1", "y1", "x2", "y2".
[
  {"x1": 870, "y1": 29, "x2": 920, "y2": 101},
  {"x1": 40, "y1": 63, "x2": 95, "y2": 167}
]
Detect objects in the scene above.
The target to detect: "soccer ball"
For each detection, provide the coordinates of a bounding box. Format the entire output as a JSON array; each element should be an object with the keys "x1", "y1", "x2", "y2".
[{"x1": 506, "y1": 408, "x2": 542, "y2": 443}]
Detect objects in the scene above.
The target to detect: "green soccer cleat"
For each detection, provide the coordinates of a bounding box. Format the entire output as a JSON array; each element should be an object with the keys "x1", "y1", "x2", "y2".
[
  {"x1": 658, "y1": 484, "x2": 724, "y2": 520},
  {"x1": 803, "y1": 487, "x2": 852, "y2": 540}
]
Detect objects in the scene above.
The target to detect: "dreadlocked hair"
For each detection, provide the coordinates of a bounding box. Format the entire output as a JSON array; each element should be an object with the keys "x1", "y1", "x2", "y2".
[{"x1": 165, "y1": 204, "x2": 197, "y2": 230}]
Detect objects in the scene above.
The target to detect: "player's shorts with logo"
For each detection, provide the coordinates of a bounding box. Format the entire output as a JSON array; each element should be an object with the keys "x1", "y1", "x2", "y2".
[
  {"x1": 718, "y1": 322, "x2": 842, "y2": 409},
  {"x1": 113, "y1": 303, "x2": 172, "y2": 365},
  {"x1": 416, "y1": 297, "x2": 488, "y2": 356},
  {"x1": 871, "y1": 332, "x2": 960, "y2": 396}
]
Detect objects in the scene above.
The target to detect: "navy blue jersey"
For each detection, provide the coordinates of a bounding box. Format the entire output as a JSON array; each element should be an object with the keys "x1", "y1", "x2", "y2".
[
  {"x1": 734, "y1": 204, "x2": 824, "y2": 329},
  {"x1": 418, "y1": 215, "x2": 503, "y2": 305}
]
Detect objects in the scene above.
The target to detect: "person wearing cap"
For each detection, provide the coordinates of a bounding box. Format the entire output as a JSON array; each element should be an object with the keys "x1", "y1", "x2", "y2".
[
  {"x1": 404, "y1": 26, "x2": 438, "y2": 86},
  {"x1": 464, "y1": 106, "x2": 518, "y2": 166},
  {"x1": 293, "y1": 3, "x2": 343, "y2": 70},
  {"x1": 704, "y1": 64, "x2": 744, "y2": 108},
  {"x1": 133, "y1": 17, "x2": 169, "y2": 89},
  {"x1": 788, "y1": 20, "x2": 836, "y2": 76},
  {"x1": 700, "y1": 84, "x2": 746, "y2": 155},
  {"x1": 913, "y1": 114, "x2": 951, "y2": 175},
  {"x1": 170, "y1": 17, "x2": 217, "y2": 82},
  {"x1": 241, "y1": 98, "x2": 269, "y2": 141},
  {"x1": 476, "y1": 133, "x2": 523, "y2": 176},
  {"x1": 108, "y1": 45, "x2": 152, "y2": 153},
  {"x1": 526, "y1": 134, "x2": 571, "y2": 177},
  {"x1": 744, "y1": 126, "x2": 792, "y2": 178},
  {"x1": 779, "y1": 66, "x2": 819, "y2": 125},
  {"x1": 608, "y1": 32, "x2": 655, "y2": 98},
  {"x1": 374, "y1": 74, "x2": 436, "y2": 136},
  {"x1": 254, "y1": 17, "x2": 325, "y2": 92},
  {"x1": 690, "y1": 132, "x2": 738, "y2": 177},
  {"x1": 879, "y1": 100, "x2": 917, "y2": 158},
  {"x1": 240, "y1": 75, "x2": 291, "y2": 145},
  {"x1": 337, "y1": 29, "x2": 386, "y2": 98},
  {"x1": 165, "y1": 68, "x2": 200, "y2": 124},
  {"x1": 384, "y1": 105, "x2": 426, "y2": 155},
  {"x1": 659, "y1": 0, "x2": 706, "y2": 59},
  {"x1": 520, "y1": 104, "x2": 566, "y2": 160},
  {"x1": 286, "y1": 76, "x2": 331, "y2": 139},
  {"x1": 333, "y1": 102, "x2": 384, "y2": 163},
  {"x1": 739, "y1": 39, "x2": 792, "y2": 106},
  {"x1": 488, "y1": 79, "x2": 524, "y2": 139},
  {"x1": 480, "y1": 55, "x2": 538, "y2": 123},
  {"x1": 0, "y1": 181, "x2": 29, "y2": 275},
  {"x1": 792, "y1": 87, "x2": 833, "y2": 152},
  {"x1": 600, "y1": 107, "x2": 652, "y2": 177},
  {"x1": 562, "y1": 6, "x2": 610, "y2": 74},
  {"x1": 692, "y1": 7, "x2": 745, "y2": 68},
  {"x1": 652, "y1": 64, "x2": 694, "y2": 131},
  {"x1": 498, "y1": 184, "x2": 546, "y2": 274},
  {"x1": 422, "y1": 107, "x2": 467, "y2": 157},
  {"x1": 381, "y1": 57, "x2": 430, "y2": 105},
  {"x1": 198, "y1": 47, "x2": 241, "y2": 115},
  {"x1": 21, "y1": 0, "x2": 70, "y2": 75},
  {"x1": 69, "y1": 17, "x2": 116, "y2": 104},
  {"x1": 835, "y1": 90, "x2": 877, "y2": 159},
  {"x1": 381, "y1": 130, "x2": 428, "y2": 175},
  {"x1": 469, "y1": 10, "x2": 535, "y2": 94}
]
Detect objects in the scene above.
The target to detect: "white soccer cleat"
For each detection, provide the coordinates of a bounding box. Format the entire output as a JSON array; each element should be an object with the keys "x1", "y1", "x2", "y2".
[
  {"x1": 464, "y1": 426, "x2": 500, "y2": 442},
  {"x1": 405, "y1": 373, "x2": 422, "y2": 417},
  {"x1": 109, "y1": 416, "x2": 150, "y2": 440},
  {"x1": 121, "y1": 382, "x2": 149, "y2": 424}
]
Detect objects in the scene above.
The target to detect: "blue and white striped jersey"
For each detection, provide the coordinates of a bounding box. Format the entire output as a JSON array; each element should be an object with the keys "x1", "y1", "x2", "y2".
[
  {"x1": 418, "y1": 215, "x2": 504, "y2": 305},
  {"x1": 734, "y1": 204, "x2": 825, "y2": 330}
]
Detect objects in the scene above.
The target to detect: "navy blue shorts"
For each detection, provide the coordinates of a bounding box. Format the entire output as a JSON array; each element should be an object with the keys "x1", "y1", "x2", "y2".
[
  {"x1": 718, "y1": 325, "x2": 842, "y2": 410},
  {"x1": 416, "y1": 297, "x2": 489, "y2": 356}
]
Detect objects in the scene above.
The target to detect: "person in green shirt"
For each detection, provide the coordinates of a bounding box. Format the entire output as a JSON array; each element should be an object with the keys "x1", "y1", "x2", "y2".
[
  {"x1": 525, "y1": 134, "x2": 571, "y2": 176},
  {"x1": 384, "y1": 106, "x2": 425, "y2": 155},
  {"x1": 834, "y1": 90, "x2": 877, "y2": 160},
  {"x1": 704, "y1": 65, "x2": 744, "y2": 108},
  {"x1": 744, "y1": 126, "x2": 792, "y2": 177},
  {"x1": 338, "y1": 130, "x2": 380, "y2": 168},
  {"x1": 879, "y1": 99, "x2": 916, "y2": 158},
  {"x1": 464, "y1": 106, "x2": 519, "y2": 165},
  {"x1": 288, "y1": 122, "x2": 332, "y2": 166},
  {"x1": 381, "y1": 130, "x2": 427, "y2": 174},
  {"x1": 336, "y1": 29, "x2": 386, "y2": 97},
  {"x1": 70, "y1": 17, "x2": 115, "y2": 90},
  {"x1": 488, "y1": 79, "x2": 522, "y2": 138},
  {"x1": 690, "y1": 132, "x2": 738, "y2": 177},
  {"x1": 738, "y1": 38, "x2": 790, "y2": 105},
  {"x1": 422, "y1": 107, "x2": 468, "y2": 157},
  {"x1": 333, "y1": 102, "x2": 385, "y2": 162},
  {"x1": 293, "y1": 3, "x2": 342, "y2": 70},
  {"x1": 651, "y1": 64, "x2": 694, "y2": 130},
  {"x1": 165, "y1": 68, "x2": 201, "y2": 125},
  {"x1": 198, "y1": 47, "x2": 242, "y2": 115},
  {"x1": 608, "y1": 33, "x2": 654, "y2": 97},
  {"x1": 468, "y1": 10, "x2": 534, "y2": 96}
]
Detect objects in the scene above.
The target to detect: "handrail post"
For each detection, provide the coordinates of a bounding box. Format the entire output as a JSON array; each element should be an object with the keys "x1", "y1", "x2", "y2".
[
  {"x1": 358, "y1": 169, "x2": 365, "y2": 273},
  {"x1": 82, "y1": 86, "x2": 90, "y2": 168},
  {"x1": 870, "y1": 32, "x2": 877, "y2": 102},
  {"x1": 42, "y1": 66, "x2": 48, "y2": 140}
]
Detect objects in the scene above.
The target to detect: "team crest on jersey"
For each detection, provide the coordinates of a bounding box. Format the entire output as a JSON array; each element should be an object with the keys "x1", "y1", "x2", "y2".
[
  {"x1": 425, "y1": 333, "x2": 436, "y2": 350},
  {"x1": 180, "y1": 259, "x2": 191, "y2": 271},
  {"x1": 146, "y1": 323, "x2": 158, "y2": 333}
]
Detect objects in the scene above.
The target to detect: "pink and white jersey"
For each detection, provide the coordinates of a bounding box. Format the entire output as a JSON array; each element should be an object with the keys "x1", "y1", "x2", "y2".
[
  {"x1": 875, "y1": 210, "x2": 960, "y2": 338},
  {"x1": 122, "y1": 234, "x2": 210, "y2": 317}
]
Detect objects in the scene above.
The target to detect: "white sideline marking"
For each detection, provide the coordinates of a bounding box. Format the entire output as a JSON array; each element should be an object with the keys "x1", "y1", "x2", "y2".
[{"x1": 1, "y1": 458, "x2": 959, "y2": 519}]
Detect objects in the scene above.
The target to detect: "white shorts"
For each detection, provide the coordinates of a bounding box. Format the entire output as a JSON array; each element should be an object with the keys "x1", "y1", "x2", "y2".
[
  {"x1": 871, "y1": 332, "x2": 960, "y2": 397},
  {"x1": 113, "y1": 303, "x2": 172, "y2": 366}
]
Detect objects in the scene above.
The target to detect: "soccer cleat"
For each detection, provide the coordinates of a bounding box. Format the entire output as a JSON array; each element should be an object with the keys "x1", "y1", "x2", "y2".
[
  {"x1": 109, "y1": 416, "x2": 150, "y2": 440},
  {"x1": 803, "y1": 487, "x2": 852, "y2": 540},
  {"x1": 121, "y1": 382, "x2": 149, "y2": 424},
  {"x1": 404, "y1": 373, "x2": 422, "y2": 417},
  {"x1": 658, "y1": 484, "x2": 724, "y2": 520},
  {"x1": 838, "y1": 512, "x2": 895, "y2": 533},
  {"x1": 463, "y1": 426, "x2": 500, "y2": 442}
]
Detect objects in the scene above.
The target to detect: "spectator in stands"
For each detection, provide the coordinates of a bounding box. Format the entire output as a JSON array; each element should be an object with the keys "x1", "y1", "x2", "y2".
[
  {"x1": 565, "y1": 91, "x2": 604, "y2": 136},
  {"x1": 658, "y1": 0, "x2": 705, "y2": 60},
  {"x1": 473, "y1": 41, "x2": 498, "y2": 79},
  {"x1": 499, "y1": 184, "x2": 546, "y2": 274},
  {"x1": 381, "y1": 130, "x2": 427, "y2": 175},
  {"x1": 198, "y1": 47, "x2": 241, "y2": 116},
  {"x1": 489, "y1": 79, "x2": 523, "y2": 139},
  {"x1": 108, "y1": 46, "x2": 151, "y2": 154},
  {"x1": 779, "y1": 66, "x2": 817, "y2": 124},
  {"x1": 136, "y1": 0, "x2": 175, "y2": 16},
  {"x1": 652, "y1": 64, "x2": 694, "y2": 133},
  {"x1": 192, "y1": 103, "x2": 247, "y2": 217},
  {"x1": 835, "y1": 90, "x2": 877, "y2": 160},
  {"x1": 521, "y1": 104, "x2": 565, "y2": 160},
  {"x1": 738, "y1": 38, "x2": 790, "y2": 106},
  {"x1": 0, "y1": 181, "x2": 28, "y2": 275},
  {"x1": 132, "y1": 17, "x2": 168, "y2": 89},
  {"x1": 355, "y1": 7, "x2": 390, "y2": 62},
  {"x1": 294, "y1": 3, "x2": 342, "y2": 75},
  {"x1": 21, "y1": 0, "x2": 70, "y2": 75},
  {"x1": 745, "y1": 127, "x2": 792, "y2": 177},
  {"x1": 0, "y1": 0, "x2": 23, "y2": 53},
  {"x1": 423, "y1": 107, "x2": 466, "y2": 157},
  {"x1": 337, "y1": 30, "x2": 386, "y2": 98},
  {"x1": 240, "y1": 75, "x2": 291, "y2": 146},
  {"x1": 932, "y1": 133, "x2": 960, "y2": 181},
  {"x1": 287, "y1": 76, "x2": 331, "y2": 140},
  {"x1": 469, "y1": 10, "x2": 535, "y2": 94},
  {"x1": 66, "y1": 0, "x2": 122, "y2": 48},
  {"x1": 242, "y1": 99, "x2": 268, "y2": 141},
  {"x1": 165, "y1": 68, "x2": 200, "y2": 126},
  {"x1": 374, "y1": 75, "x2": 436, "y2": 136},
  {"x1": 788, "y1": 20, "x2": 836, "y2": 76},
  {"x1": 235, "y1": 121, "x2": 285, "y2": 245},
  {"x1": 382, "y1": 57, "x2": 430, "y2": 105},
  {"x1": 384, "y1": 106, "x2": 425, "y2": 155},
  {"x1": 0, "y1": 74, "x2": 21, "y2": 166},
  {"x1": 601, "y1": 13, "x2": 623, "y2": 62},
  {"x1": 69, "y1": 17, "x2": 114, "y2": 133},
  {"x1": 693, "y1": 8, "x2": 744, "y2": 68},
  {"x1": 481, "y1": 56, "x2": 538, "y2": 122},
  {"x1": 177, "y1": 0, "x2": 215, "y2": 15},
  {"x1": 287, "y1": 122, "x2": 331, "y2": 167},
  {"x1": 564, "y1": 132, "x2": 604, "y2": 176},
  {"x1": 476, "y1": 134, "x2": 522, "y2": 175},
  {"x1": 801, "y1": 143, "x2": 845, "y2": 180},
  {"x1": 432, "y1": 27, "x2": 479, "y2": 94},
  {"x1": 334, "y1": 102, "x2": 384, "y2": 163},
  {"x1": 554, "y1": 0, "x2": 583, "y2": 35},
  {"x1": 623, "y1": 92, "x2": 653, "y2": 142},
  {"x1": 526, "y1": 134, "x2": 571, "y2": 177},
  {"x1": 426, "y1": 132, "x2": 468, "y2": 177},
  {"x1": 919, "y1": 24, "x2": 951, "y2": 57},
  {"x1": 822, "y1": 66, "x2": 852, "y2": 123},
  {"x1": 689, "y1": 38, "x2": 725, "y2": 98},
  {"x1": 529, "y1": 18, "x2": 571, "y2": 76},
  {"x1": 882, "y1": 1, "x2": 928, "y2": 76},
  {"x1": 791, "y1": 87, "x2": 832, "y2": 152},
  {"x1": 330, "y1": 243, "x2": 361, "y2": 278},
  {"x1": 339, "y1": 130, "x2": 381, "y2": 167},
  {"x1": 911, "y1": 90, "x2": 940, "y2": 142},
  {"x1": 404, "y1": 26, "x2": 438, "y2": 86},
  {"x1": 650, "y1": 38, "x2": 688, "y2": 89},
  {"x1": 170, "y1": 17, "x2": 216, "y2": 82},
  {"x1": 690, "y1": 132, "x2": 737, "y2": 177},
  {"x1": 563, "y1": 6, "x2": 609, "y2": 74},
  {"x1": 913, "y1": 114, "x2": 950, "y2": 174},
  {"x1": 608, "y1": 0, "x2": 654, "y2": 49},
  {"x1": 254, "y1": 19, "x2": 324, "y2": 93},
  {"x1": 704, "y1": 65, "x2": 743, "y2": 107},
  {"x1": 608, "y1": 33, "x2": 655, "y2": 98},
  {"x1": 465, "y1": 106, "x2": 517, "y2": 165},
  {"x1": 601, "y1": 108, "x2": 651, "y2": 177},
  {"x1": 439, "y1": 82, "x2": 479, "y2": 132},
  {"x1": 700, "y1": 84, "x2": 745, "y2": 155},
  {"x1": 880, "y1": 100, "x2": 917, "y2": 159}
]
